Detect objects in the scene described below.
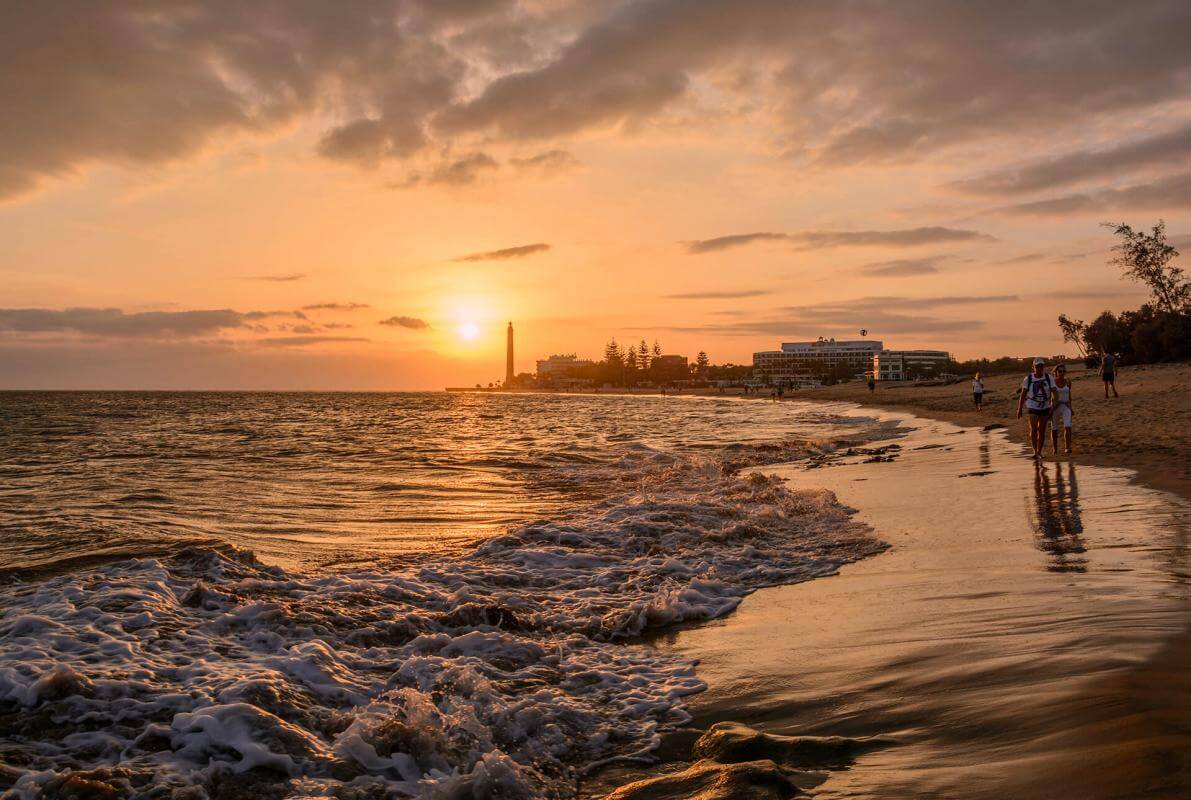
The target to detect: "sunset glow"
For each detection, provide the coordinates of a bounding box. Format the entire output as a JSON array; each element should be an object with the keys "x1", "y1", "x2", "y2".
[{"x1": 1, "y1": 2, "x2": 1186, "y2": 390}]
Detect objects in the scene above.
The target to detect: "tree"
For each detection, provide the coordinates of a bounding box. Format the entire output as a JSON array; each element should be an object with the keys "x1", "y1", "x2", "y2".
[
  {"x1": 652, "y1": 339, "x2": 662, "y2": 359},
  {"x1": 1105, "y1": 220, "x2": 1190, "y2": 313},
  {"x1": 604, "y1": 339, "x2": 621, "y2": 366},
  {"x1": 1057, "y1": 314, "x2": 1089, "y2": 358},
  {"x1": 624, "y1": 347, "x2": 637, "y2": 371},
  {"x1": 696, "y1": 351, "x2": 709, "y2": 376},
  {"x1": 637, "y1": 339, "x2": 650, "y2": 371},
  {"x1": 1083, "y1": 311, "x2": 1128, "y2": 356}
]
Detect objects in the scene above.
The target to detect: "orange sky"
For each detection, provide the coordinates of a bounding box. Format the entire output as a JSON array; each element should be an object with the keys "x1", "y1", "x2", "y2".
[{"x1": 1, "y1": 1, "x2": 1186, "y2": 389}]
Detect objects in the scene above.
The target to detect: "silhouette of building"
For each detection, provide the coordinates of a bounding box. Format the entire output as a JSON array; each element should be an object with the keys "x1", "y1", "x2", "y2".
[
  {"x1": 535, "y1": 354, "x2": 594, "y2": 378},
  {"x1": 506, "y1": 322, "x2": 514, "y2": 386}
]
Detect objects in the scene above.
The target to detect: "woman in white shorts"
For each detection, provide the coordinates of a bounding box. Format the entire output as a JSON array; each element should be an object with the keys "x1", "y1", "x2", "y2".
[{"x1": 1050, "y1": 363, "x2": 1073, "y2": 455}]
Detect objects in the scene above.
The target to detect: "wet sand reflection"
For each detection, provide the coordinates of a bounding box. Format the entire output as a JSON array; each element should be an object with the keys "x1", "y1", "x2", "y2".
[{"x1": 1030, "y1": 460, "x2": 1087, "y2": 573}]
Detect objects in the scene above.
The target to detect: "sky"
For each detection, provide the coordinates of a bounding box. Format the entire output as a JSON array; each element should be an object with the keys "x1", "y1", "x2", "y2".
[{"x1": 3, "y1": 0, "x2": 1190, "y2": 390}]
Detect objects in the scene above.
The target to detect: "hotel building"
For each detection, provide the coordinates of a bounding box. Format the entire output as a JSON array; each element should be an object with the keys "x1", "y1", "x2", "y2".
[
  {"x1": 753, "y1": 338, "x2": 951, "y2": 383},
  {"x1": 753, "y1": 339, "x2": 884, "y2": 384}
]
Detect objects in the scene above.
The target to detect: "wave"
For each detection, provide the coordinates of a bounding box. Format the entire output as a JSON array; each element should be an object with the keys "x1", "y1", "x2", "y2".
[{"x1": 0, "y1": 448, "x2": 885, "y2": 799}]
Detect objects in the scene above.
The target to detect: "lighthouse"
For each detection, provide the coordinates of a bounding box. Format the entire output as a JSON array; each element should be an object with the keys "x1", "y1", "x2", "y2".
[{"x1": 505, "y1": 322, "x2": 515, "y2": 386}]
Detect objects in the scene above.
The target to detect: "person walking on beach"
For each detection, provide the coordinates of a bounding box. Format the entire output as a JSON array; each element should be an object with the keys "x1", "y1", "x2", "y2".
[
  {"x1": 867, "y1": 376, "x2": 876, "y2": 393},
  {"x1": 972, "y1": 372, "x2": 985, "y2": 411},
  {"x1": 1099, "y1": 351, "x2": 1120, "y2": 398},
  {"x1": 1050, "y1": 363, "x2": 1074, "y2": 455},
  {"x1": 1016, "y1": 358, "x2": 1056, "y2": 459}
]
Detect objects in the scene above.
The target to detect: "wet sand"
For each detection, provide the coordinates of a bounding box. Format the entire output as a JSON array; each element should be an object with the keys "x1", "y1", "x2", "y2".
[
  {"x1": 790, "y1": 362, "x2": 1191, "y2": 500},
  {"x1": 590, "y1": 410, "x2": 1191, "y2": 798}
]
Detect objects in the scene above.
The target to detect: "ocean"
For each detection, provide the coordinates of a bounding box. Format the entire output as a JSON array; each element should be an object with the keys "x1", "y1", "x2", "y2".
[{"x1": 0, "y1": 391, "x2": 889, "y2": 798}]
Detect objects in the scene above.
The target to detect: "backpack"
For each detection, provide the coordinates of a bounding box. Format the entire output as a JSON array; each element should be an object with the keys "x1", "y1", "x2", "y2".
[{"x1": 1025, "y1": 373, "x2": 1052, "y2": 405}]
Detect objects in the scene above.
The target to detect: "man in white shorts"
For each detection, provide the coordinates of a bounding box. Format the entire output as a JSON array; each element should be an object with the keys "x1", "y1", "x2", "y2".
[{"x1": 1016, "y1": 358, "x2": 1056, "y2": 458}]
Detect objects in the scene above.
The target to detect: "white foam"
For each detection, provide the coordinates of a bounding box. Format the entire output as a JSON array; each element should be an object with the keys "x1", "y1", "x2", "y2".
[{"x1": 0, "y1": 450, "x2": 884, "y2": 798}]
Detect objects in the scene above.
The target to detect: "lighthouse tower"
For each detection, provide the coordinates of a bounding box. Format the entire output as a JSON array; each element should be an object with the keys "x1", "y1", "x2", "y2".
[{"x1": 505, "y1": 322, "x2": 515, "y2": 386}]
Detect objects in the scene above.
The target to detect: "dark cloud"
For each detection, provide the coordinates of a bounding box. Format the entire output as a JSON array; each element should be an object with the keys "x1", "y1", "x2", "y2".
[
  {"x1": 379, "y1": 316, "x2": 430, "y2": 330},
  {"x1": 688, "y1": 227, "x2": 991, "y2": 254},
  {"x1": 858, "y1": 256, "x2": 949, "y2": 276},
  {"x1": 666, "y1": 289, "x2": 772, "y2": 299},
  {"x1": 0, "y1": 307, "x2": 247, "y2": 338},
  {"x1": 996, "y1": 171, "x2": 1191, "y2": 216},
  {"x1": 7, "y1": 2, "x2": 1191, "y2": 198},
  {"x1": 301, "y1": 302, "x2": 371, "y2": 311},
  {"x1": 453, "y1": 243, "x2": 550, "y2": 262},
  {"x1": 246, "y1": 274, "x2": 307, "y2": 283},
  {"x1": 953, "y1": 122, "x2": 1191, "y2": 195}
]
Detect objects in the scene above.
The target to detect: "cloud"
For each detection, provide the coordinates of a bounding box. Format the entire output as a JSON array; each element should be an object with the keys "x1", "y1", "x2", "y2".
[
  {"x1": 0, "y1": 307, "x2": 248, "y2": 338},
  {"x1": 666, "y1": 289, "x2": 772, "y2": 299},
  {"x1": 379, "y1": 316, "x2": 430, "y2": 330},
  {"x1": 402, "y1": 152, "x2": 499, "y2": 187},
  {"x1": 246, "y1": 274, "x2": 307, "y2": 283},
  {"x1": 663, "y1": 293, "x2": 1019, "y2": 338},
  {"x1": 952, "y1": 122, "x2": 1191, "y2": 195},
  {"x1": 687, "y1": 227, "x2": 992, "y2": 254},
  {"x1": 858, "y1": 255, "x2": 949, "y2": 276},
  {"x1": 301, "y1": 302, "x2": 370, "y2": 311},
  {"x1": 453, "y1": 242, "x2": 550, "y2": 262},
  {"x1": 254, "y1": 335, "x2": 370, "y2": 347},
  {"x1": 6, "y1": 2, "x2": 1191, "y2": 199},
  {"x1": 995, "y1": 171, "x2": 1191, "y2": 216},
  {"x1": 999, "y1": 253, "x2": 1047, "y2": 264},
  {"x1": 510, "y1": 149, "x2": 580, "y2": 173},
  {"x1": 685, "y1": 232, "x2": 789, "y2": 254}
]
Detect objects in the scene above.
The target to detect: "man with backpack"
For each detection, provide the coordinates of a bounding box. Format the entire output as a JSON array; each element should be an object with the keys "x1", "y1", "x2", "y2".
[{"x1": 1016, "y1": 358, "x2": 1056, "y2": 459}]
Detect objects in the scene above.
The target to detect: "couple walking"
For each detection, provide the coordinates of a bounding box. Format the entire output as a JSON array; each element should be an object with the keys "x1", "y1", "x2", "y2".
[{"x1": 1016, "y1": 358, "x2": 1074, "y2": 459}]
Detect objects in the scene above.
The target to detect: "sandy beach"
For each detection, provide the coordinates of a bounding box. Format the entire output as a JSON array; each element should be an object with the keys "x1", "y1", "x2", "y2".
[{"x1": 789, "y1": 362, "x2": 1191, "y2": 500}]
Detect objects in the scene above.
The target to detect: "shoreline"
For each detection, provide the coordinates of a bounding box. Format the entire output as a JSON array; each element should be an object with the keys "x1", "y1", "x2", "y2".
[
  {"x1": 465, "y1": 361, "x2": 1191, "y2": 502},
  {"x1": 590, "y1": 407, "x2": 1191, "y2": 799}
]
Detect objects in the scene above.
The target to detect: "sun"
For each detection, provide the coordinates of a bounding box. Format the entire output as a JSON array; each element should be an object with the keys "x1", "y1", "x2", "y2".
[{"x1": 458, "y1": 321, "x2": 481, "y2": 341}]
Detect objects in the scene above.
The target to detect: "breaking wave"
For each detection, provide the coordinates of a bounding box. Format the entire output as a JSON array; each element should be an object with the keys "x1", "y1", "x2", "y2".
[{"x1": 0, "y1": 448, "x2": 884, "y2": 799}]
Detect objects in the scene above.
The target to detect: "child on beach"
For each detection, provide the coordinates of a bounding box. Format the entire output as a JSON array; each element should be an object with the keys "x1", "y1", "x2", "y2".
[
  {"x1": 1050, "y1": 363, "x2": 1073, "y2": 455},
  {"x1": 1016, "y1": 358, "x2": 1056, "y2": 459},
  {"x1": 972, "y1": 373, "x2": 985, "y2": 411}
]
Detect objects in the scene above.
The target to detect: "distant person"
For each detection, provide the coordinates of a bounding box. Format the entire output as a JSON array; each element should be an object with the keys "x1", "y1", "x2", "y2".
[
  {"x1": 1016, "y1": 358, "x2": 1056, "y2": 459},
  {"x1": 1050, "y1": 363, "x2": 1074, "y2": 455},
  {"x1": 972, "y1": 373, "x2": 985, "y2": 411},
  {"x1": 867, "y1": 376, "x2": 876, "y2": 393},
  {"x1": 777, "y1": 385, "x2": 785, "y2": 400},
  {"x1": 1099, "y1": 352, "x2": 1120, "y2": 398}
]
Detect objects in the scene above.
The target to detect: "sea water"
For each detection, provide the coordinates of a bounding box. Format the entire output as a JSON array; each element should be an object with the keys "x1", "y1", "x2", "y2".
[{"x1": 0, "y1": 391, "x2": 888, "y2": 798}]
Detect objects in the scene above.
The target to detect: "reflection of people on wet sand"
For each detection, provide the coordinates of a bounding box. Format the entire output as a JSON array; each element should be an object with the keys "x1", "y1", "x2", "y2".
[
  {"x1": 1016, "y1": 358, "x2": 1056, "y2": 459},
  {"x1": 1030, "y1": 460, "x2": 1087, "y2": 573}
]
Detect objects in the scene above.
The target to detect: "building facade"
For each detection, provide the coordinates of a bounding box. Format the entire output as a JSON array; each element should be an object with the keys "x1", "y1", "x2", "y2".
[
  {"x1": 753, "y1": 338, "x2": 884, "y2": 384},
  {"x1": 872, "y1": 349, "x2": 952, "y2": 381}
]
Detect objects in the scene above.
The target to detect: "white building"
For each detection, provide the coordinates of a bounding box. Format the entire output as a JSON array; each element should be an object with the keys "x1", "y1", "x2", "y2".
[
  {"x1": 753, "y1": 338, "x2": 884, "y2": 384},
  {"x1": 872, "y1": 349, "x2": 952, "y2": 381},
  {"x1": 535, "y1": 354, "x2": 594, "y2": 378}
]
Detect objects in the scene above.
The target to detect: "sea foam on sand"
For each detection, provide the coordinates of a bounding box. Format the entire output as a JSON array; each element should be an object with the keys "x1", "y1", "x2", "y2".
[{"x1": 0, "y1": 450, "x2": 884, "y2": 799}]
